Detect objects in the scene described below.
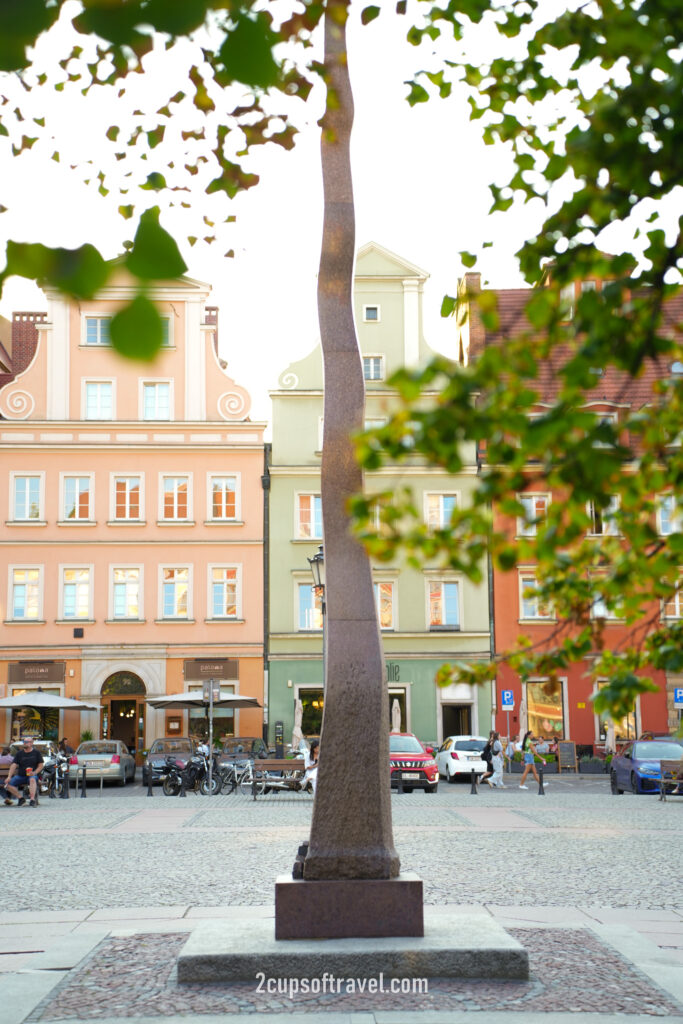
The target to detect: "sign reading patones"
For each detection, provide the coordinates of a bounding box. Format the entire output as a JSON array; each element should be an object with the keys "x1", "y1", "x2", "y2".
[
  {"x1": 183, "y1": 659, "x2": 238, "y2": 681},
  {"x1": 9, "y1": 662, "x2": 66, "y2": 684}
]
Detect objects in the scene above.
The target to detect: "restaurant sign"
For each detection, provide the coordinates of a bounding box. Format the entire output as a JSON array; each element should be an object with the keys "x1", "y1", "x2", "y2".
[
  {"x1": 183, "y1": 659, "x2": 238, "y2": 681},
  {"x1": 8, "y1": 662, "x2": 65, "y2": 684}
]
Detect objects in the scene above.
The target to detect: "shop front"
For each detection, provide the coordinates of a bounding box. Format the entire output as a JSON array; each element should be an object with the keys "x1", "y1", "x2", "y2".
[{"x1": 4, "y1": 661, "x2": 66, "y2": 743}]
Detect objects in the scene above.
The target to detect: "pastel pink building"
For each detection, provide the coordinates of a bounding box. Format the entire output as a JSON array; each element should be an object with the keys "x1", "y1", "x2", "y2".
[{"x1": 0, "y1": 269, "x2": 265, "y2": 760}]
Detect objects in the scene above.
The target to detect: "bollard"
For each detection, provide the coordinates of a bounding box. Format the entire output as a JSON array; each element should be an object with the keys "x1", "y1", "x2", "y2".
[
  {"x1": 80, "y1": 766, "x2": 87, "y2": 798},
  {"x1": 470, "y1": 770, "x2": 478, "y2": 795},
  {"x1": 60, "y1": 767, "x2": 69, "y2": 799},
  {"x1": 179, "y1": 773, "x2": 187, "y2": 798},
  {"x1": 538, "y1": 767, "x2": 545, "y2": 796},
  {"x1": 147, "y1": 770, "x2": 154, "y2": 797},
  {"x1": 252, "y1": 771, "x2": 257, "y2": 801}
]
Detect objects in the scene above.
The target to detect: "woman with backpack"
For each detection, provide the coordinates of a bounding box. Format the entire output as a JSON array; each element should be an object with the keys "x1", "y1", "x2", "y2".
[{"x1": 479, "y1": 731, "x2": 495, "y2": 787}]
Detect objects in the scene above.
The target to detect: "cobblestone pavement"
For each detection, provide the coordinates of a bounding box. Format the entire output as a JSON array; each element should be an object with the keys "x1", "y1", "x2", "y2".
[
  {"x1": 24, "y1": 929, "x2": 682, "y2": 1019},
  {"x1": 1, "y1": 776, "x2": 682, "y2": 1022},
  {"x1": 1, "y1": 779, "x2": 681, "y2": 912}
]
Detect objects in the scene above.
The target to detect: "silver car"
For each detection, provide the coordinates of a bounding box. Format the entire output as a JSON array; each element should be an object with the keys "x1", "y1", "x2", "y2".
[{"x1": 70, "y1": 740, "x2": 136, "y2": 786}]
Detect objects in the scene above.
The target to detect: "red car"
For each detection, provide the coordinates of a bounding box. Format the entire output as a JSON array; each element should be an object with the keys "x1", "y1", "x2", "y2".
[{"x1": 389, "y1": 732, "x2": 439, "y2": 793}]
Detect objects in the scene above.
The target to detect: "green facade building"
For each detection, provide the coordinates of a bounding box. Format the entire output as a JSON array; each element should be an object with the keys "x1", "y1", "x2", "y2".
[{"x1": 267, "y1": 243, "x2": 492, "y2": 749}]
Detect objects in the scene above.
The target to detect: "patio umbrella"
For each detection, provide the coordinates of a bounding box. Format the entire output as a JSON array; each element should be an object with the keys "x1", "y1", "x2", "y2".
[
  {"x1": 391, "y1": 698, "x2": 401, "y2": 733},
  {"x1": 0, "y1": 688, "x2": 99, "y2": 741},
  {"x1": 291, "y1": 698, "x2": 304, "y2": 751},
  {"x1": 146, "y1": 692, "x2": 261, "y2": 796}
]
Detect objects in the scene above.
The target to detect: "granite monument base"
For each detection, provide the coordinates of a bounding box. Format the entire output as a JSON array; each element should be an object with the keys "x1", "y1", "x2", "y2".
[
  {"x1": 275, "y1": 871, "x2": 423, "y2": 939},
  {"x1": 177, "y1": 910, "x2": 529, "y2": 983}
]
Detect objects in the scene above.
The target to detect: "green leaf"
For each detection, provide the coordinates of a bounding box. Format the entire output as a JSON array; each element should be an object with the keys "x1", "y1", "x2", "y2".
[
  {"x1": 109, "y1": 294, "x2": 164, "y2": 361},
  {"x1": 218, "y1": 14, "x2": 280, "y2": 90},
  {"x1": 441, "y1": 294, "x2": 457, "y2": 318},
  {"x1": 0, "y1": 241, "x2": 109, "y2": 300},
  {"x1": 125, "y1": 207, "x2": 187, "y2": 280},
  {"x1": 361, "y1": 6, "x2": 380, "y2": 25}
]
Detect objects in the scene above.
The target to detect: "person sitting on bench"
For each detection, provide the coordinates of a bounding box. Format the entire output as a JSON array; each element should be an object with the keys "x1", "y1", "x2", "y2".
[{"x1": 4, "y1": 736, "x2": 43, "y2": 807}]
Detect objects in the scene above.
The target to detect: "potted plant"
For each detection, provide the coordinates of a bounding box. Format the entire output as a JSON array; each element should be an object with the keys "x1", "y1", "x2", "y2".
[{"x1": 579, "y1": 755, "x2": 607, "y2": 774}]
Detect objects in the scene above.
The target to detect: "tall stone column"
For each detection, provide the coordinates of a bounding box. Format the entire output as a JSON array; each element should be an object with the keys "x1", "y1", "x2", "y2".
[{"x1": 302, "y1": 1, "x2": 399, "y2": 882}]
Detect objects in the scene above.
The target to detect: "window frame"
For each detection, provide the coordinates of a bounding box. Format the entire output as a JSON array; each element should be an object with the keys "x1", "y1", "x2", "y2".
[
  {"x1": 207, "y1": 563, "x2": 242, "y2": 620},
  {"x1": 517, "y1": 492, "x2": 550, "y2": 537},
  {"x1": 363, "y1": 304, "x2": 381, "y2": 323},
  {"x1": 58, "y1": 564, "x2": 94, "y2": 621},
  {"x1": 658, "y1": 494, "x2": 680, "y2": 536},
  {"x1": 158, "y1": 473, "x2": 193, "y2": 523},
  {"x1": 109, "y1": 473, "x2": 145, "y2": 523},
  {"x1": 587, "y1": 496, "x2": 620, "y2": 537},
  {"x1": 8, "y1": 565, "x2": 44, "y2": 622},
  {"x1": 362, "y1": 355, "x2": 384, "y2": 382},
  {"x1": 295, "y1": 492, "x2": 323, "y2": 540},
  {"x1": 424, "y1": 491, "x2": 459, "y2": 531},
  {"x1": 426, "y1": 577, "x2": 461, "y2": 631},
  {"x1": 297, "y1": 581, "x2": 323, "y2": 631},
  {"x1": 9, "y1": 472, "x2": 45, "y2": 523},
  {"x1": 518, "y1": 571, "x2": 554, "y2": 621},
  {"x1": 663, "y1": 581, "x2": 683, "y2": 620},
  {"x1": 109, "y1": 564, "x2": 144, "y2": 621},
  {"x1": 158, "y1": 565, "x2": 193, "y2": 621},
  {"x1": 82, "y1": 314, "x2": 112, "y2": 347},
  {"x1": 140, "y1": 379, "x2": 173, "y2": 421},
  {"x1": 82, "y1": 378, "x2": 115, "y2": 420},
  {"x1": 373, "y1": 578, "x2": 396, "y2": 630},
  {"x1": 59, "y1": 472, "x2": 95, "y2": 525},
  {"x1": 206, "y1": 473, "x2": 241, "y2": 523}
]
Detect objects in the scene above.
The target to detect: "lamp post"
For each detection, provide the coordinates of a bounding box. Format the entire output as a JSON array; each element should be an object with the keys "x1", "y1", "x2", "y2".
[{"x1": 307, "y1": 545, "x2": 326, "y2": 692}]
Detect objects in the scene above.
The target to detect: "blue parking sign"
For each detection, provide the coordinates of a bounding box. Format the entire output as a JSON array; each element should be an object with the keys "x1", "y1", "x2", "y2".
[
  {"x1": 674, "y1": 687, "x2": 683, "y2": 709},
  {"x1": 501, "y1": 689, "x2": 515, "y2": 710}
]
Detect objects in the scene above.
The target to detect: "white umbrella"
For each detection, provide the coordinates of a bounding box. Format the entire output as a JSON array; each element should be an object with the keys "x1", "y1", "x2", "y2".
[
  {"x1": 605, "y1": 719, "x2": 616, "y2": 754},
  {"x1": 0, "y1": 690, "x2": 98, "y2": 710},
  {"x1": 518, "y1": 698, "x2": 528, "y2": 739},
  {"x1": 146, "y1": 692, "x2": 260, "y2": 710},
  {"x1": 291, "y1": 698, "x2": 304, "y2": 750},
  {"x1": 391, "y1": 698, "x2": 401, "y2": 733}
]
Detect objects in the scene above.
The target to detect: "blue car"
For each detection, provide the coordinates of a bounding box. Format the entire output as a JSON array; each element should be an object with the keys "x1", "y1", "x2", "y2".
[{"x1": 610, "y1": 739, "x2": 683, "y2": 795}]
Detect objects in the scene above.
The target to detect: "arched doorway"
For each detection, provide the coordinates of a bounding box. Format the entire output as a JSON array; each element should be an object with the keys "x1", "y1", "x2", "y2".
[{"x1": 100, "y1": 673, "x2": 146, "y2": 763}]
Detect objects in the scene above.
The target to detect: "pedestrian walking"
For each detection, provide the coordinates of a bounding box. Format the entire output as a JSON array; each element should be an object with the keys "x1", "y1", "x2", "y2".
[
  {"x1": 504, "y1": 734, "x2": 516, "y2": 773},
  {"x1": 490, "y1": 731, "x2": 505, "y2": 788},
  {"x1": 480, "y1": 731, "x2": 495, "y2": 787},
  {"x1": 518, "y1": 731, "x2": 548, "y2": 789}
]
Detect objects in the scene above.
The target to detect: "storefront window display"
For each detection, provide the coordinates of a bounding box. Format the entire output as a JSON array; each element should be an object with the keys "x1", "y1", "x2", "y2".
[
  {"x1": 526, "y1": 679, "x2": 564, "y2": 738},
  {"x1": 10, "y1": 688, "x2": 60, "y2": 741}
]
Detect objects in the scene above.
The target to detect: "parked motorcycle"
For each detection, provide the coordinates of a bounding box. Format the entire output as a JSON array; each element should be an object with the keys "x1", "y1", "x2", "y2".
[
  {"x1": 161, "y1": 752, "x2": 221, "y2": 796},
  {"x1": 40, "y1": 751, "x2": 70, "y2": 798}
]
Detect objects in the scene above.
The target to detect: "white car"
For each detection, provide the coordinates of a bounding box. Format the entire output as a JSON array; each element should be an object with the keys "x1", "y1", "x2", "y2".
[{"x1": 436, "y1": 735, "x2": 488, "y2": 783}]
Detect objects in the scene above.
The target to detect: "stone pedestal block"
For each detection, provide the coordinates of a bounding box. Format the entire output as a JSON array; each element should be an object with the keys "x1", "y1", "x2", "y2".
[{"x1": 275, "y1": 872, "x2": 424, "y2": 940}]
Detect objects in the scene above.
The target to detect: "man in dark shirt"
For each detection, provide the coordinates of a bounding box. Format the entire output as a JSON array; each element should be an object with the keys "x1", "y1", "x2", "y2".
[{"x1": 4, "y1": 736, "x2": 44, "y2": 806}]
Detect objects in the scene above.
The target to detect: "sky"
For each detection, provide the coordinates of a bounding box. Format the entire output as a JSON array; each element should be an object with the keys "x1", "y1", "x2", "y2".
[{"x1": 0, "y1": 2, "x2": 552, "y2": 425}]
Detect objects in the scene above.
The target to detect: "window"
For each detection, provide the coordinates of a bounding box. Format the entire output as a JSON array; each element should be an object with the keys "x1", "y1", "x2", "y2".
[
  {"x1": 363, "y1": 356, "x2": 383, "y2": 381},
  {"x1": 112, "y1": 567, "x2": 141, "y2": 619},
  {"x1": 10, "y1": 567, "x2": 42, "y2": 620},
  {"x1": 425, "y1": 493, "x2": 458, "y2": 530},
  {"x1": 113, "y1": 476, "x2": 142, "y2": 521},
  {"x1": 559, "y1": 282, "x2": 575, "y2": 320},
  {"x1": 526, "y1": 679, "x2": 565, "y2": 738},
  {"x1": 658, "y1": 495, "x2": 680, "y2": 536},
  {"x1": 142, "y1": 382, "x2": 171, "y2": 420},
  {"x1": 161, "y1": 476, "x2": 190, "y2": 521},
  {"x1": 519, "y1": 573, "x2": 552, "y2": 620},
  {"x1": 373, "y1": 581, "x2": 395, "y2": 629},
  {"x1": 588, "y1": 496, "x2": 620, "y2": 536},
  {"x1": 62, "y1": 567, "x2": 91, "y2": 619},
  {"x1": 209, "y1": 476, "x2": 238, "y2": 521},
  {"x1": 85, "y1": 317, "x2": 111, "y2": 346},
  {"x1": 84, "y1": 381, "x2": 113, "y2": 420},
  {"x1": 364, "y1": 416, "x2": 386, "y2": 431},
  {"x1": 296, "y1": 493, "x2": 322, "y2": 539},
  {"x1": 517, "y1": 493, "x2": 549, "y2": 537},
  {"x1": 363, "y1": 305, "x2": 380, "y2": 322},
  {"x1": 11, "y1": 474, "x2": 42, "y2": 521},
  {"x1": 209, "y1": 566, "x2": 240, "y2": 619},
  {"x1": 161, "y1": 567, "x2": 189, "y2": 618},
  {"x1": 663, "y1": 582, "x2": 683, "y2": 620},
  {"x1": 298, "y1": 584, "x2": 323, "y2": 630},
  {"x1": 590, "y1": 573, "x2": 621, "y2": 620},
  {"x1": 62, "y1": 476, "x2": 92, "y2": 521},
  {"x1": 428, "y1": 580, "x2": 460, "y2": 629}
]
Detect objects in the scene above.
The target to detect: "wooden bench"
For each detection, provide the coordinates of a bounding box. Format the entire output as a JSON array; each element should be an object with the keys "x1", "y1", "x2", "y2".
[
  {"x1": 252, "y1": 758, "x2": 307, "y2": 798},
  {"x1": 659, "y1": 759, "x2": 683, "y2": 801}
]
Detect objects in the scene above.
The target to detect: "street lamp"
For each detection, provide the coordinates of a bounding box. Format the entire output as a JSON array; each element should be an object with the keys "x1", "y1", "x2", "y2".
[{"x1": 307, "y1": 545, "x2": 326, "y2": 691}]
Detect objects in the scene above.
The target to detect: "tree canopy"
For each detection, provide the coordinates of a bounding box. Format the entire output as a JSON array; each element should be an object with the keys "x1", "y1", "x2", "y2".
[{"x1": 1, "y1": 0, "x2": 682, "y2": 719}]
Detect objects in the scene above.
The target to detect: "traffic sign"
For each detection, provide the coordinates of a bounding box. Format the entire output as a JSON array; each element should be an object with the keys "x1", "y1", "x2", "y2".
[
  {"x1": 501, "y1": 689, "x2": 515, "y2": 710},
  {"x1": 674, "y1": 687, "x2": 683, "y2": 709}
]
